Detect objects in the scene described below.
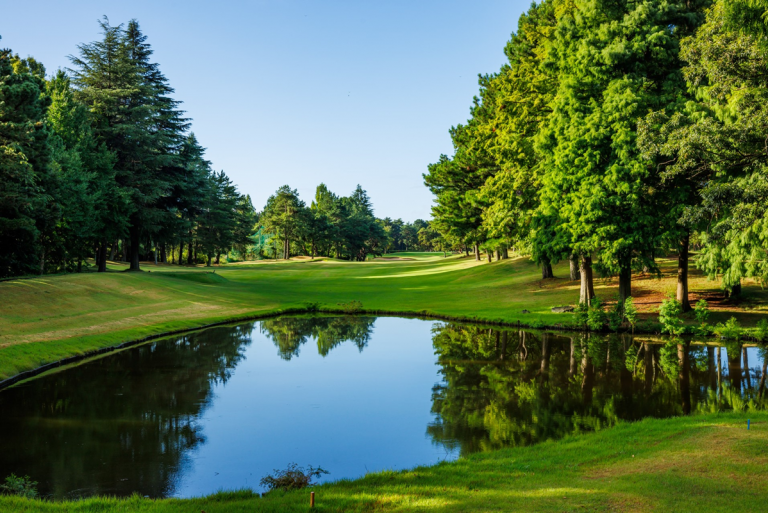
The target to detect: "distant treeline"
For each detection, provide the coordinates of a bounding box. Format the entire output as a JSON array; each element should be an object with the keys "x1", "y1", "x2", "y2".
[
  {"x1": 256, "y1": 184, "x2": 439, "y2": 260},
  {"x1": 424, "y1": 0, "x2": 768, "y2": 310},
  {"x1": 0, "y1": 19, "x2": 256, "y2": 278}
]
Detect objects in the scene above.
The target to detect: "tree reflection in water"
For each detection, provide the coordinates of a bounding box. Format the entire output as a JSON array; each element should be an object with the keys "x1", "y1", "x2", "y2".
[
  {"x1": 427, "y1": 323, "x2": 767, "y2": 456},
  {"x1": 0, "y1": 323, "x2": 255, "y2": 498},
  {"x1": 0, "y1": 316, "x2": 765, "y2": 500},
  {"x1": 259, "y1": 316, "x2": 376, "y2": 359}
]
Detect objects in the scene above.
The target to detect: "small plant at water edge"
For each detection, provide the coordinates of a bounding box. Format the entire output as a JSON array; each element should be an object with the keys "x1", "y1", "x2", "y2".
[
  {"x1": 755, "y1": 319, "x2": 768, "y2": 343},
  {"x1": 692, "y1": 299, "x2": 712, "y2": 336},
  {"x1": 658, "y1": 297, "x2": 685, "y2": 336},
  {"x1": 587, "y1": 298, "x2": 606, "y2": 331},
  {"x1": 714, "y1": 317, "x2": 742, "y2": 341},
  {"x1": 260, "y1": 463, "x2": 329, "y2": 492},
  {"x1": 1, "y1": 474, "x2": 38, "y2": 499},
  {"x1": 337, "y1": 300, "x2": 363, "y2": 314}
]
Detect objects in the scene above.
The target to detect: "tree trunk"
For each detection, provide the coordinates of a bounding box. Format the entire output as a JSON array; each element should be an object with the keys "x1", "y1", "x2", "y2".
[
  {"x1": 579, "y1": 255, "x2": 595, "y2": 306},
  {"x1": 129, "y1": 225, "x2": 141, "y2": 271},
  {"x1": 215, "y1": 252, "x2": 221, "y2": 265},
  {"x1": 187, "y1": 236, "x2": 194, "y2": 265},
  {"x1": 677, "y1": 233, "x2": 691, "y2": 312},
  {"x1": 161, "y1": 243, "x2": 167, "y2": 263},
  {"x1": 729, "y1": 282, "x2": 742, "y2": 298},
  {"x1": 503, "y1": 246, "x2": 509, "y2": 259},
  {"x1": 569, "y1": 254, "x2": 580, "y2": 281},
  {"x1": 98, "y1": 239, "x2": 108, "y2": 273},
  {"x1": 206, "y1": 253, "x2": 212, "y2": 267},
  {"x1": 494, "y1": 249, "x2": 500, "y2": 261},
  {"x1": 618, "y1": 261, "x2": 632, "y2": 304},
  {"x1": 541, "y1": 258, "x2": 554, "y2": 279},
  {"x1": 464, "y1": 245, "x2": 469, "y2": 257},
  {"x1": 109, "y1": 240, "x2": 118, "y2": 261},
  {"x1": 474, "y1": 244, "x2": 480, "y2": 261},
  {"x1": 178, "y1": 241, "x2": 184, "y2": 265},
  {"x1": 121, "y1": 240, "x2": 127, "y2": 262},
  {"x1": 487, "y1": 251, "x2": 492, "y2": 263},
  {"x1": 284, "y1": 238, "x2": 290, "y2": 260}
]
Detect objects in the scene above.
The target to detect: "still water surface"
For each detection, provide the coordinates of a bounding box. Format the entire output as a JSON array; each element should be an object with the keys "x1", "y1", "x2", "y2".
[{"x1": 0, "y1": 316, "x2": 763, "y2": 498}]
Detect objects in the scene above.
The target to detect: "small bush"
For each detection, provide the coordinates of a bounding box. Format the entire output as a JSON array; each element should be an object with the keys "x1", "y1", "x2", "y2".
[
  {"x1": 623, "y1": 297, "x2": 638, "y2": 331},
  {"x1": 659, "y1": 297, "x2": 685, "y2": 336},
  {"x1": 587, "y1": 298, "x2": 606, "y2": 331},
  {"x1": 574, "y1": 303, "x2": 588, "y2": 327},
  {"x1": 337, "y1": 300, "x2": 363, "y2": 314},
  {"x1": 1, "y1": 474, "x2": 38, "y2": 499},
  {"x1": 755, "y1": 319, "x2": 768, "y2": 343},
  {"x1": 714, "y1": 317, "x2": 742, "y2": 340},
  {"x1": 693, "y1": 299, "x2": 710, "y2": 324},
  {"x1": 260, "y1": 463, "x2": 329, "y2": 492},
  {"x1": 607, "y1": 302, "x2": 623, "y2": 332}
]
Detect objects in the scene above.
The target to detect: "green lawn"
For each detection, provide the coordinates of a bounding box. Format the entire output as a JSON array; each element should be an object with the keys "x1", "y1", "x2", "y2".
[
  {"x1": 2, "y1": 412, "x2": 765, "y2": 512},
  {"x1": 1, "y1": 252, "x2": 767, "y2": 382}
]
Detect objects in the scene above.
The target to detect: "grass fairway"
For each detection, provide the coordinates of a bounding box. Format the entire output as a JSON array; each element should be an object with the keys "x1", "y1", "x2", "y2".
[
  {"x1": 2, "y1": 252, "x2": 767, "y2": 382},
  {"x1": 1, "y1": 412, "x2": 765, "y2": 512}
]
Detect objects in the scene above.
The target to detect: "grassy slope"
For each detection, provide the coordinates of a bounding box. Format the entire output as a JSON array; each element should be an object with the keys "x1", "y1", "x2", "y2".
[
  {"x1": 1, "y1": 252, "x2": 767, "y2": 381},
  {"x1": 2, "y1": 412, "x2": 766, "y2": 512}
]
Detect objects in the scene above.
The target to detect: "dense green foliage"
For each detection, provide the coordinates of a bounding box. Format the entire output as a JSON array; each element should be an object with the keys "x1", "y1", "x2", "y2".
[
  {"x1": 255, "y1": 183, "x2": 437, "y2": 260},
  {"x1": 0, "y1": 20, "x2": 255, "y2": 278},
  {"x1": 425, "y1": 0, "x2": 768, "y2": 308}
]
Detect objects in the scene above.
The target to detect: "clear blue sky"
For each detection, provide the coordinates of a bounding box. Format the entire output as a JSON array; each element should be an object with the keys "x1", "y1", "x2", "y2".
[{"x1": 2, "y1": 1, "x2": 528, "y2": 221}]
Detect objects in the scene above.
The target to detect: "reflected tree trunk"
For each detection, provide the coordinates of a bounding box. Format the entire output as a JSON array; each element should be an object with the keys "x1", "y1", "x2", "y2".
[
  {"x1": 581, "y1": 337, "x2": 595, "y2": 404},
  {"x1": 707, "y1": 347, "x2": 717, "y2": 391},
  {"x1": 569, "y1": 339, "x2": 576, "y2": 378},
  {"x1": 727, "y1": 345, "x2": 742, "y2": 393},
  {"x1": 743, "y1": 348, "x2": 752, "y2": 389},
  {"x1": 678, "y1": 343, "x2": 691, "y2": 415},
  {"x1": 644, "y1": 343, "x2": 654, "y2": 397},
  {"x1": 717, "y1": 347, "x2": 723, "y2": 397},
  {"x1": 758, "y1": 357, "x2": 768, "y2": 401},
  {"x1": 500, "y1": 331, "x2": 507, "y2": 361},
  {"x1": 540, "y1": 333, "x2": 550, "y2": 380}
]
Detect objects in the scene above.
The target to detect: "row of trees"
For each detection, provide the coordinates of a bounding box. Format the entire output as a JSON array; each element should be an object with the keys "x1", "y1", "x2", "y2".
[
  {"x1": 424, "y1": 0, "x2": 768, "y2": 310},
  {"x1": 257, "y1": 184, "x2": 437, "y2": 260},
  {"x1": 0, "y1": 19, "x2": 255, "y2": 278}
]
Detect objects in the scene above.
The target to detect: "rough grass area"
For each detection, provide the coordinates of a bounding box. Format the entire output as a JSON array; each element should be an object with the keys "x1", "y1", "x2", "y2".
[
  {"x1": 1, "y1": 412, "x2": 765, "y2": 512},
  {"x1": 1, "y1": 252, "x2": 766, "y2": 382}
]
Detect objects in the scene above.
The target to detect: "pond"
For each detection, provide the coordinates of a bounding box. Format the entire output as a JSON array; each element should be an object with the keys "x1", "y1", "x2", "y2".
[{"x1": 0, "y1": 315, "x2": 764, "y2": 499}]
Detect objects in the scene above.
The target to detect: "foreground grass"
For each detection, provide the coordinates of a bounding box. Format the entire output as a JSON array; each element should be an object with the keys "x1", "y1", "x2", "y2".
[
  {"x1": 1, "y1": 252, "x2": 767, "y2": 382},
  {"x1": 2, "y1": 411, "x2": 766, "y2": 512}
]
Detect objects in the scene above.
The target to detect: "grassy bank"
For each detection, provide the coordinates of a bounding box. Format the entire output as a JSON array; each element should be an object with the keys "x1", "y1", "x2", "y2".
[
  {"x1": 1, "y1": 252, "x2": 767, "y2": 382},
  {"x1": 1, "y1": 411, "x2": 765, "y2": 512}
]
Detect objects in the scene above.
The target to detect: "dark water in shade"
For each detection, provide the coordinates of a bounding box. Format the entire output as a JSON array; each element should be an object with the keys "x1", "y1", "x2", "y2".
[{"x1": 0, "y1": 316, "x2": 764, "y2": 499}]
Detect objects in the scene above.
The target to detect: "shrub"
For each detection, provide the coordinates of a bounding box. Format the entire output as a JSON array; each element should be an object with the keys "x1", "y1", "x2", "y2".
[
  {"x1": 714, "y1": 317, "x2": 742, "y2": 341},
  {"x1": 587, "y1": 298, "x2": 606, "y2": 331},
  {"x1": 623, "y1": 297, "x2": 638, "y2": 331},
  {"x1": 755, "y1": 319, "x2": 768, "y2": 343},
  {"x1": 607, "y1": 302, "x2": 623, "y2": 332},
  {"x1": 658, "y1": 297, "x2": 685, "y2": 336},
  {"x1": 693, "y1": 299, "x2": 710, "y2": 324},
  {"x1": 574, "y1": 303, "x2": 588, "y2": 327},
  {"x1": 337, "y1": 300, "x2": 363, "y2": 314},
  {"x1": 260, "y1": 463, "x2": 329, "y2": 492},
  {"x1": 1, "y1": 474, "x2": 38, "y2": 499}
]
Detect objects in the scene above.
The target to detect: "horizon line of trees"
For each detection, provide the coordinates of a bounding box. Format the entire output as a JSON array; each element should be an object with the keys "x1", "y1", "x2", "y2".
[
  {"x1": 425, "y1": 0, "x2": 768, "y2": 311},
  {"x1": 255, "y1": 184, "x2": 441, "y2": 260},
  {"x1": 0, "y1": 18, "x2": 256, "y2": 278}
]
